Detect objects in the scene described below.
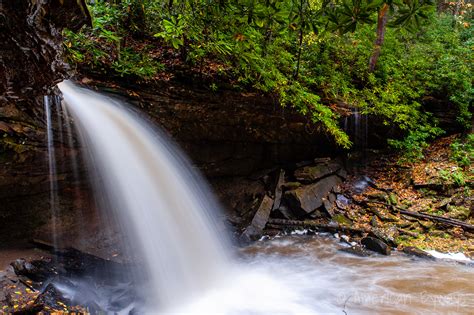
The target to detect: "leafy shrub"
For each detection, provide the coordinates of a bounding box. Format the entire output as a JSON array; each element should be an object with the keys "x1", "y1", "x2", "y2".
[
  {"x1": 387, "y1": 125, "x2": 444, "y2": 163},
  {"x1": 451, "y1": 134, "x2": 474, "y2": 168},
  {"x1": 63, "y1": 1, "x2": 472, "y2": 150}
]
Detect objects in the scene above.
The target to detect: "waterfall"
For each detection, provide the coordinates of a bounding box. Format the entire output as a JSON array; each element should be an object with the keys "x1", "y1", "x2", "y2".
[
  {"x1": 44, "y1": 95, "x2": 60, "y2": 250},
  {"x1": 345, "y1": 107, "x2": 368, "y2": 151},
  {"x1": 58, "y1": 81, "x2": 229, "y2": 311}
]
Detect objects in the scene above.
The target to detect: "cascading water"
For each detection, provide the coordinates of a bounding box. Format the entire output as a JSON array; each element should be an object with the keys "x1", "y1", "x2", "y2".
[
  {"x1": 344, "y1": 107, "x2": 368, "y2": 151},
  {"x1": 44, "y1": 96, "x2": 60, "y2": 250},
  {"x1": 58, "y1": 81, "x2": 229, "y2": 311}
]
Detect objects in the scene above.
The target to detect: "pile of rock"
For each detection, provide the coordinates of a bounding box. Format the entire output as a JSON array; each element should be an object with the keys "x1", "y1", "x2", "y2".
[{"x1": 241, "y1": 157, "x2": 350, "y2": 241}]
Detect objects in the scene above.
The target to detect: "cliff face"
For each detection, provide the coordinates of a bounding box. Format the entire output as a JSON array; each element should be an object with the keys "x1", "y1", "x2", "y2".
[
  {"x1": 0, "y1": 0, "x2": 90, "y2": 100},
  {"x1": 0, "y1": 0, "x2": 91, "y2": 246},
  {"x1": 0, "y1": 76, "x2": 340, "y2": 247}
]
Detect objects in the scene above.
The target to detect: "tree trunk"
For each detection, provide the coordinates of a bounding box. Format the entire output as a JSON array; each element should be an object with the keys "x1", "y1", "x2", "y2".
[{"x1": 368, "y1": 3, "x2": 389, "y2": 72}]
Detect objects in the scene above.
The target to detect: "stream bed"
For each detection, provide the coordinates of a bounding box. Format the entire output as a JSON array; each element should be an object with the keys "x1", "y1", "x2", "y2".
[{"x1": 230, "y1": 234, "x2": 474, "y2": 315}]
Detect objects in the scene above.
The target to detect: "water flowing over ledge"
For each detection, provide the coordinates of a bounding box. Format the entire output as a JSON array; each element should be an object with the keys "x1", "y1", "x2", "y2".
[{"x1": 59, "y1": 81, "x2": 229, "y2": 311}]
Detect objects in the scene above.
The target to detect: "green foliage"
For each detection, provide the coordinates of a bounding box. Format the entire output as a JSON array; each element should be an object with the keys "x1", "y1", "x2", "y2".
[
  {"x1": 388, "y1": 125, "x2": 444, "y2": 163},
  {"x1": 63, "y1": 1, "x2": 472, "y2": 149},
  {"x1": 438, "y1": 169, "x2": 467, "y2": 187},
  {"x1": 64, "y1": 1, "x2": 161, "y2": 79},
  {"x1": 450, "y1": 134, "x2": 474, "y2": 168}
]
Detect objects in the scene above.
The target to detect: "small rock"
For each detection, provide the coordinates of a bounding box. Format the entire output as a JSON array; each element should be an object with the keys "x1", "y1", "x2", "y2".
[
  {"x1": 322, "y1": 198, "x2": 335, "y2": 218},
  {"x1": 402, "y1": 247, "x2": 436, "y2": 260},
  {"x1": 418, "y1": 220, "x2": 435, "y2": 230},
  {"x1": 371, "y1": 215, "x2": 378, "y2": 227},
  {"x1": 361, "y1": 236, "x2": 391, "y2": 255},
  {"x1": 34, "y1": 283, "x2": 68, "y2": 310},
  {"x1": 335, "y1": 194, "x2": 350, "y2": 210},
  {"x1": 365, "y1": 192, "x2": 387, "y2": 201},
  {"x1": 373, "y1": 225, "x2": 399, "y2": 246},
  {"x1": 340, "y1": 245, "x2": 371, "y2": 257},
  {"x1": 435, "y1": 197, "x2": 452, "y2": 209}
]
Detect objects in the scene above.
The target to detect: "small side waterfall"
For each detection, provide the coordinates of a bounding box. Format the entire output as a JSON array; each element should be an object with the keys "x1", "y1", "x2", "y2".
[
  {"x1": 344, "y1": 107, "x2": 368, "y2": 151},
  {"x1": 44, "y1": 96, "x2": 60, "y2": 250},
  {"x1": 58, "y1": 81, "x2": 229, "y2": 311}
]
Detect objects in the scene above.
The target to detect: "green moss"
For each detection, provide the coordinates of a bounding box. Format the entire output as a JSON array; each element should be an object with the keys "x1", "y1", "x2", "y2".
[{"x1": 333, "y1": 214, "x2": 352, "y2": 226}]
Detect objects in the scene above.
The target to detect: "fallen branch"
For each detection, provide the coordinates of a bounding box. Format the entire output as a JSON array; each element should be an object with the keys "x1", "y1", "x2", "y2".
[{"x1": 365, "y1": 200, "x2": 474, "y2": 232}]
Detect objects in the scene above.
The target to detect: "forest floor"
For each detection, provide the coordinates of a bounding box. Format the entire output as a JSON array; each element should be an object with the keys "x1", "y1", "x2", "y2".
[{"x1": 341, "y1": 134, "x2": 473, "y2": 256}]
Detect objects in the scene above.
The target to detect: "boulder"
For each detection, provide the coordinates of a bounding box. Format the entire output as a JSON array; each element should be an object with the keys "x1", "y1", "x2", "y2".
[
  {"x1": 361, "y1": 236, "x2": 391, "y2": 255},
  {"x1": 294, "y1": 161, "x2": 342, "y2": 183},
  {"x1": 284, "y1": 175, "x2": 342, "y2": 217},
  {"x1": 242, "y1": 195, "x2": 274, "y2": 241}
]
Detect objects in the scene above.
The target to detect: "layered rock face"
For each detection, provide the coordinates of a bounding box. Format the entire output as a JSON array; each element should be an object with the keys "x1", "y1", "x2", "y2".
[
  {"x1": 0, "y1": 0, "x2": 91, "y2": 245},
  {"x1": 0, "y1": 0, "x2": 90, "y2": 100}
]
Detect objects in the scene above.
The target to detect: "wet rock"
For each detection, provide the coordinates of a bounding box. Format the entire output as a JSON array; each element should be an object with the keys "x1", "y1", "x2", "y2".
[
  {"x1": 273, "y1": 203, "x2": 298, "y2": 220},
  {"x1": 336, "y1": 168, "x2": 348, "y2": 180},
  {"x1": 333, "y1": 214, "x2": 352, "y2": 226},
  {"x1": 11, "y1": 259, "x2": 55, "y2": 283},
  {"x1": 335, "y1": 194, "x2": 350, "y2": 210},
  {"x1": 322, "y1": 198, "x2": 335, "y2": 218},
  {"x1": 340, "y1": 245, "x2": 371, "y2": 257},
  {"x1": 294, "y1": 161, "x2": 342, "y2": 183},
  {"x1": 353, "y1": 176, "x2": 374, "y2": 194},
  {"x1": 242, "y1": 195, "x2": 274, "y2": 241},
  {"x1": 271, "y1": 169, "x2": 285, "y2": 211},
  {"x1": 361, "y1": 236, "x2": 391, "y2": 255},
  {"x1": 0, "y1": 0, "x2": 91, "y2": 100},
  {"x1": 34, "y1": 283, "x2": 69, "y2": 311},
  {"x1": 372, "y1": 226, "x2": 399, "y2": 246},
  {"x1": 284, "y1": 175, "x2": 342, "y2": 217},
  {"x1": 402, "y1": 247, "x2": 436, "y2": 260}
]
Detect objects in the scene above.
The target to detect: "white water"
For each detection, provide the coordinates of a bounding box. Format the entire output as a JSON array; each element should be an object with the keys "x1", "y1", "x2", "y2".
[
  {"x1": 58, "y1": 81, "x2": 474, "y2": 314},
  {"x1": 425, "y1": 250, "x2": 472, "y2": 262},
  {"x1": 59, "y1": 81, "x2": 229, "y2": 311}
]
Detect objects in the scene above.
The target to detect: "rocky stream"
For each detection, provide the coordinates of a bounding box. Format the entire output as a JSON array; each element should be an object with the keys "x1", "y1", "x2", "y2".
[{"x1": 0, "y1": 1, "x2": 473, "y2": 314}]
